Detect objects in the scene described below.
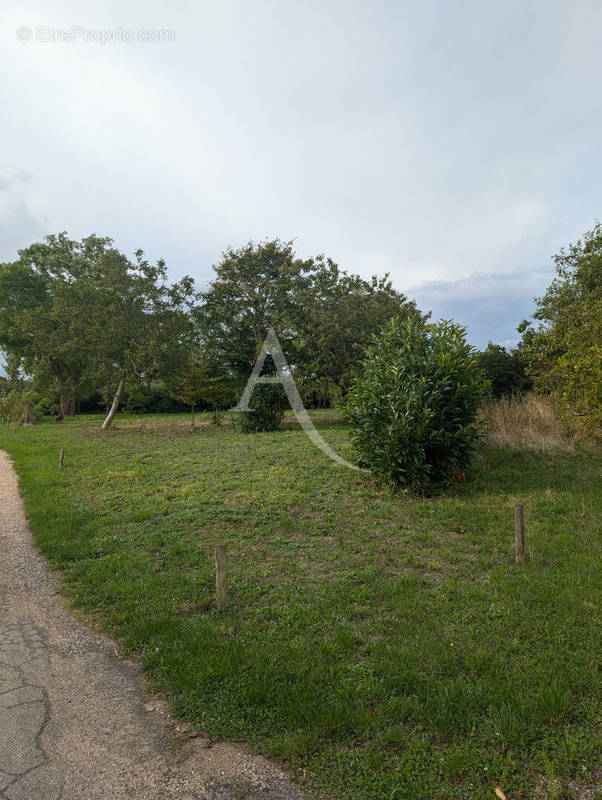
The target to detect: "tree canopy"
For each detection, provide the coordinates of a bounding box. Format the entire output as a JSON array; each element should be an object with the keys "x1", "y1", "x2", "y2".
[
  {"x1": 519, "y1": 222, "x2": 602, "y2": 431},
  {"x1": 478, "y1": 343, "x2": 531, "y2": 398},
  {"x1": 0, "y1": 233, "x2": 195, "y2": 426},
  {"x1": 201, "y1": 239, "x2": 422, "y2": 415},
  {"x1": 1, "y1": 233, "x2": 423, "y2": 429}
]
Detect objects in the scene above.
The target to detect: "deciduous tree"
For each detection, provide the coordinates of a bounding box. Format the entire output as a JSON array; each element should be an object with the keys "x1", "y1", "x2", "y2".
[{"x1": 520, "y1": 223, "x2": 602, "y2": 432}]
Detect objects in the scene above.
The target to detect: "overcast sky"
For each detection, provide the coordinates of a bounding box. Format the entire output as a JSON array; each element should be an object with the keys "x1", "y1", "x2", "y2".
[{"x1": 2, "y1": 0, "x2": 602, "y2": 349}]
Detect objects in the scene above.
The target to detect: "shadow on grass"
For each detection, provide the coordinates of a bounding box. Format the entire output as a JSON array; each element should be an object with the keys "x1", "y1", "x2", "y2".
[
  {"x1": 280, "y1": 417, "x2": 348, "y2": 432},
  {"x1": 455, "y1": 444, "x2": 601, "y2": 498}
]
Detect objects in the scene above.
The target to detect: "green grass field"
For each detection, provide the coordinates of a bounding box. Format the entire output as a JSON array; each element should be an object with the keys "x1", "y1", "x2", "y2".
[{"x1": 1, "y1": 412, "x2": 600, "y2": 799}]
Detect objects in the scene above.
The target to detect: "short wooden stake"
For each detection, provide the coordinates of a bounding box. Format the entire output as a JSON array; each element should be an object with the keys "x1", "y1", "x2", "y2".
[
  {"x1": 215, "y1": 544, "x2": 227, "y2": 610},
  {"x1": 59, "y1": 448, "x2": 65, "y2": 469},
  {"x1": 514, "y1": 504, "x2": 525, "y2": 564}
]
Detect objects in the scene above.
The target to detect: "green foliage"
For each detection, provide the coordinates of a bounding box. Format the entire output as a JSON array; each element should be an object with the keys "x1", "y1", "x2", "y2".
[
  {"x1": 167, "y1": 350, "x2": 239, "y2": 424},
  {"x1": 478, "y1": 343, "x2": 532, "y2": 397},
  {"x1": 344, "y1": 317, "x2": 489, "y2": 491},
  {"x1": 237, "y1": 384, "x2": 287, "y2": 433},
  {"x1": 0, "y1": 260, "x2": 49, "y2": 374},
  {"x1": 0, "y1": 235, "x2": 112, "y2": 418},
  {"x1": 123, "y1": 384, "x2": 186, "y2": 414},
  {"x1": 295, "y1": 375, "x2": 343, "y2": 409},
  {"x1": 202, "y1": 239, "x2": 305, "y2": 376},
  {"x1": 0, "y1": 233, "x2": 195, "y2": 425},
  {"x1": 201, "y1": 240, "x2": 421, "y2": 407},
  {"x1": 520, "y1": 222, "x2": 602, "y2": 432},
  {"x1": 2, "y1": 234, "x2": 423, "y2": 429},
  {"x1": 0, "y1": 388, "x2": 46, "y2": 425},
  {"x1": 87, "y1": 248, "x2": 195, "y2": 405},
  {"x1": 290, "y1": 259, "x2": 422, "y2": 396}
]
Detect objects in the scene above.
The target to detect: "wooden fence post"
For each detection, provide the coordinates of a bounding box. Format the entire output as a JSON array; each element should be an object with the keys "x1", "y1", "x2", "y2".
[
  {"x1": 215, "y1": 544, "x2": 227, "y2": 610},
  {"x1": 514, "y1": 504, "x2": 525, "y2": 564},
  {"x1": 59, "y1": 448, "x2": 65, "y2": 469}
]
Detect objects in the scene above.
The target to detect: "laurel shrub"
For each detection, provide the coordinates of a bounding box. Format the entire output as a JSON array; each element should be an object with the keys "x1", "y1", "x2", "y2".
[{"x1": 344, "y1": 317, "x2": 489, "y2": 491}]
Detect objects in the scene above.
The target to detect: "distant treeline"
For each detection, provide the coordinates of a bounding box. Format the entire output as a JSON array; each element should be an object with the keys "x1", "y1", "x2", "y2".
[
  {"x1": 0, "y1": 225, "x2": 600, "y2": 433},
  {"x1": 0, "y1": 235, "x2": 418, "y2": 427}
]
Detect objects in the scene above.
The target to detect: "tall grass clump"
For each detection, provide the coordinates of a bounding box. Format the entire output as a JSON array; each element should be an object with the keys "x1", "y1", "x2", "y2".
[
  {"x1": 0, "y1": 389, "x2": 39, "y2": 426},
  {"x1": 480, "y1": 392, "x2": 582, "y2": 451}
]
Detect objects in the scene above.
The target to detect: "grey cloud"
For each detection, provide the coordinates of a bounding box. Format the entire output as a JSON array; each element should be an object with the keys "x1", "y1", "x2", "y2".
[
  {"x1": 0, "y1": 169, "x2": 47, "y2": 259},
  {"x1": 410, "y1": 268, "x2": 554, "y2": 348},
  {"x1": 0, "y1": 170, "x2": 31, "y2": 192},
  {"x1": 1, "y1": 0, "x2": 601, "y2": 348}
]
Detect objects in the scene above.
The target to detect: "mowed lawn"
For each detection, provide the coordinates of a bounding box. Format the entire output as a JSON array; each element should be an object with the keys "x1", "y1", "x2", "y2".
[{"x1": 1, "y1": 413, "x2": 600, "y2": 800}]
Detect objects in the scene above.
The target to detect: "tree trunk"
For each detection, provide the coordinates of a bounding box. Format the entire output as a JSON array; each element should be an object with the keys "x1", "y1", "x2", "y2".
[
  {"x1": 55, "y1": 389, "x2": 76, "y2": 422},
  {"x1": 101, "y1": 381, "x2": 125, "y2": 430},
  {"x1": 55, "y1": 393, "x2": 70, "y2": 423},
  {"x1": 191, "y1": 405, "x2": 195, "y2": 430}
]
